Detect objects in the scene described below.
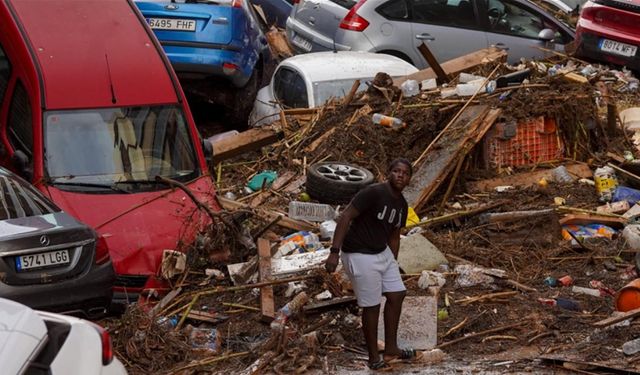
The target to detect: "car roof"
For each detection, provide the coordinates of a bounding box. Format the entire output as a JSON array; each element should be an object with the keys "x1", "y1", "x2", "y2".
[
  {"x1": 9, "y1": 0, "x2": 179, "y2": 109},
  {"x1": 280, "y1": 51, "x2": 419, "y2": 83}
]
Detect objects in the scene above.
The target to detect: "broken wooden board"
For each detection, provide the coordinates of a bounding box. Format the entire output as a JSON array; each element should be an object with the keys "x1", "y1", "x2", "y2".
[
  {"x1": 378, "y1": 296, "x2": 438, "y2": 350},
  {"x1": 404, "y1": 105, "x2": 498, "y2": 212},
  {"x1": 417, "y1": 42, "x2": 449, "y2": 84},
  {"x1": 303, "y1": 296, "x2": 357, "y2": 313},
  {"x1": 209, "y1": 127, "x2": 283, "y2": 163},
  {"x1": 218, "y1": 196, "x2": 316, "y2": 232},
  {"x1": 592, "y1": 307, "x2": 640, "y2": 328},
  {"x1": 258, "y1": 238, "x2": 275, "y2": 322},
  {"x1": 467, "y1": 163, "x2": 593, "y2": 192},
  {"x1": 187, "y1": 310, "x2": 229, "y2": 324},
  {"x1": 394, "y1": 47, "x2": 507, "y2": 86}
]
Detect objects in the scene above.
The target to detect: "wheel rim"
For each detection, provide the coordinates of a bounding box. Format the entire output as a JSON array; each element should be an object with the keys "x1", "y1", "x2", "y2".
[{"x1": 316, "y1": 163, "x2": 368, "y2": 182}]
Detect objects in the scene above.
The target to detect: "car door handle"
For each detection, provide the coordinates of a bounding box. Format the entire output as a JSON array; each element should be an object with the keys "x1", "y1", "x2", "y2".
[
  {"x1": 492, "y1": 43, "x2": 510, "y2": 51},
  {"x1": 415, "y1": 33, "x2": 435, "y2": 41}
]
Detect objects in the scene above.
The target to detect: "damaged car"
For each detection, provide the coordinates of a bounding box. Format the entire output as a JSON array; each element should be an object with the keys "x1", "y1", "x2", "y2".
[
  {"x1": 0, "y1": 167, "x2": 114, "y2": 318},
  {"x1": 249, "y1": 51, "x2": 418, "y2": 126},
  {"x1": 135, "y1": 0, "x2": 272, "y2": 125},
  {"x1": 0, "y1": 0, "x2": 220, "y2": 307}
]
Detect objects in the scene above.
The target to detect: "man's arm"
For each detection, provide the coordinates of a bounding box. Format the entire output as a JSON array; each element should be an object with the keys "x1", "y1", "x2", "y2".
[
  {"x1": 388, "y1": 227, "x2": 401, "y2": 259},
  {"x1": 325, "y1": 204, "x2": 360, "y2": 273}
]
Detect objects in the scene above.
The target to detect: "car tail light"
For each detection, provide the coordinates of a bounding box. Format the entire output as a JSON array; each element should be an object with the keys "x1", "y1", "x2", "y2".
[
  {"x1": 90, "y1": 322, "x2": 114, "y2": 365},
  {"x1": 95, "y1": 236, "x2": 110, "y2": 265},
  {"x1": 580, "y1": 6, "x2": 603, "y2": 22},
  {"x1": 339, "y1": 0, "x2": 369, "y2": 31},
  {"x1": 223, "y1": 62, "x2": 239, "y2": 75},
  {"x1": 232, "y1": 0, "x2": 242, "y2": 7}
]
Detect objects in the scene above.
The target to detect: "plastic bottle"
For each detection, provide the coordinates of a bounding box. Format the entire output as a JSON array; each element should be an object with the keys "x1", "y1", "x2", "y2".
[
  {"x1": 400, "y1": 79, "x2": 419, "y2": 97},
  {"x1": 552, "y1": 165, "x2": 574, "y2": 184},
  {"x1": 372, "y1": 113, "x2": 406, "y2": 130},
  {"x1": 270, "y1": 291, "x2": 309, "y2": 331},
  {"x1": 594, "y1": 166, "x2": 618, "y2": 202},
  {"x1": 623, "y1": 338, "x2": 640, "y2": 355}
]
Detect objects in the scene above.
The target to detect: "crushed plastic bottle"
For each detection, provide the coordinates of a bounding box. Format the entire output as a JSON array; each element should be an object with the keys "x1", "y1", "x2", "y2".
[
  {"x1": 270, "y1": 291, "x2": 309, "y2": 331},
  {"x1": 372, "y1": 113, "x2": 406, "y2": 130},
  {"x1": 400, "y1": 79, "x2": 419, "y2": 97}
]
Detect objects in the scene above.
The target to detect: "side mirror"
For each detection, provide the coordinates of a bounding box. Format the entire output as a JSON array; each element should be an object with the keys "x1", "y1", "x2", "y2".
[
  {"x1": 538, "y1": 28, "x2": 556, "y2": 41},
  {"x1": 11, "y1": 150, "x2": 33, "y2": 181}
]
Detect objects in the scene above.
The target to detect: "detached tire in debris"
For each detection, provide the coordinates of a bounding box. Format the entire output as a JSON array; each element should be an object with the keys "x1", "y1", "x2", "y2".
[{"x1": 306, "y1": 162, "x2": 374, "y2": 204}]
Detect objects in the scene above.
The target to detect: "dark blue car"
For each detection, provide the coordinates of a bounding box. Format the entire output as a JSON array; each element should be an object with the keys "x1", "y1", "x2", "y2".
[{"x1": 135, "y1": 0, "x2": 271, "y2": 124}]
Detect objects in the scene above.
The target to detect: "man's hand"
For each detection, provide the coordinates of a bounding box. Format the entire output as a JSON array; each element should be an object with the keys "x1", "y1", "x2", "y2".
[{"x1": 325, "y1": 252, "x2": 340, "y2": 273}]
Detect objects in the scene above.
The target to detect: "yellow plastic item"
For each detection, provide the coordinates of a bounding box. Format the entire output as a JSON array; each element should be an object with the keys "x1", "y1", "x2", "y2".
[{"x1": 406, "y1": 207, "x2": 420, "y2": 227}]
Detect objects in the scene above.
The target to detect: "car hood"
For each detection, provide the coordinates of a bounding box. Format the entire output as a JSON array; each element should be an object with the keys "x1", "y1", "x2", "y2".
[
  {"x1": 45, "y1": 176, "x2": 219, "y2": 275},
  {"x1": 0, "y1": 299, "x2": 47, "y2": 375}
]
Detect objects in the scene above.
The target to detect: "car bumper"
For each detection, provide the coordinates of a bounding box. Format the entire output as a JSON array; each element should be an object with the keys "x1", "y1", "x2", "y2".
[
  {"x1": 285, "y1": 17, "x2": 351, "y2": 53},
  {"x1": 161, "y1": 42, "x2": 252, "y2": 87},
  {"x1": 576, "y1": 25, "x2": 640, "y2": 70},
  {"x1": 0, "y1": 260, "x2": 115, "y2": 318}
]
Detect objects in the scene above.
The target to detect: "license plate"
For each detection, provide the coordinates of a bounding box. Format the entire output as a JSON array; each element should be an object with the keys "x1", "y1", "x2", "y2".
[
  {"x1": 147, "y1": 18, "x2": 196, "y2": 32},
  {"x1": 599, "y1": 38, "x2": 637, "y2": 57},
  {"x1": 291, "y1": 34, "x2": 312, "y2": 52},
  {"x1": 16, "y1": 250, "x2": 70, "y2": 271}
]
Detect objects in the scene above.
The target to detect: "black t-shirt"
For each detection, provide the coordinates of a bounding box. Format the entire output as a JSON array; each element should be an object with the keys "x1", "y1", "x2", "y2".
[{"x1": 342, "y1": 182, "x2": 409, "y2": 254}]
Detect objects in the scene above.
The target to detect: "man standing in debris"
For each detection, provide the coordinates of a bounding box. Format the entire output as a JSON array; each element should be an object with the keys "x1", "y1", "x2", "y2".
[{"x1": 325, "y1": 158, "x2": 418, "y2": 371}]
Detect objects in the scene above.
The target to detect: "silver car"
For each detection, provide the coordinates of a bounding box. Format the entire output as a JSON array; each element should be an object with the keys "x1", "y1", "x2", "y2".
[{"x1": 286, "y1": 0, "x2": 575, "y2": 67}]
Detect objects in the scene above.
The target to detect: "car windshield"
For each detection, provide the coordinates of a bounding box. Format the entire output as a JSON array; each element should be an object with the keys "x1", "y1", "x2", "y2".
[
  {"x1": 313, "y1": 79, "x2": 369, "y2": 107},
  {"x1": 44, "y1": 106, "x2": 199, "y2": 191}
]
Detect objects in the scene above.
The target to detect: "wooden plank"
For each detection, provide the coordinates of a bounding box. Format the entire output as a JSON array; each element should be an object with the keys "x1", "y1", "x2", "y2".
[
  {"x1": 404, "y1": 105, "x2": 494, "y2": 212},
  {"x1": 187, "y1": 310, "x2": 229, "y2": 324},
  {"x1": 417, "y1": 42, "x2": 449, "y2": 84},
  {"x1": 209, "y1": 127, "x2": 283, "y2": 163},
  {"x1": 592, "y1": 307, "x2": 640, "y2": 328},
  {"x1": 258, "y1": 238, "x2": 275, "y2": 322},
  {"x1": 467, "y1": 163, "x2": 593, "y2": 192},
  {"x1": 303, "y1": 296, "x2": 357, "y2": 312},
  {"x1": 394, "y1": 47, "x2": 507, "y2": 86},
  {"x1": 218, "y1": 196, "x2": 317, "y2": 232}
]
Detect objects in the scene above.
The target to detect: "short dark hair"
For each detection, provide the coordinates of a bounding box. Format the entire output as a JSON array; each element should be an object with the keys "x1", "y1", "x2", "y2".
[{"x1": 388, "y1": 158, "x2": 413, "y2": 176}]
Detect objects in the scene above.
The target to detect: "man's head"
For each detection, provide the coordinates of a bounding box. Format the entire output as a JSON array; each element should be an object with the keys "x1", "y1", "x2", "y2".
[{"x1": 387, "y1": 158, "x2": 412, "y2": 192}]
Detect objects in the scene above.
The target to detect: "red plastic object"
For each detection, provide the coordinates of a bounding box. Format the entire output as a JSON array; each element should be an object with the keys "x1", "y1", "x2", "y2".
[{"x1": 484, "y1": 117, "x2": 564, "y2": 169}]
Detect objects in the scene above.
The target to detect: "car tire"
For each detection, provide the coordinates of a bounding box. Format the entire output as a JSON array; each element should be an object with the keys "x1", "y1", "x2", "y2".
[{"x1": 306, "y1": 162, "x2": 374, "y2": 204}]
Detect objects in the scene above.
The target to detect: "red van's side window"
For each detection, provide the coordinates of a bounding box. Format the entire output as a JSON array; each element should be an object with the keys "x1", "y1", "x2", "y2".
[
  {"x1": 0, "y1": 45, "x2": 10, "y2": 104},
  {"x1": 8, "y1": 81, "x2": 33, "y2": 159}
]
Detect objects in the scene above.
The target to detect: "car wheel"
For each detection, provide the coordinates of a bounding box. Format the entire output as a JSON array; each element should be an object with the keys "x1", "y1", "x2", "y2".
[{"x1": 306, "y1": 162, "x2": 374, "y2": 204}]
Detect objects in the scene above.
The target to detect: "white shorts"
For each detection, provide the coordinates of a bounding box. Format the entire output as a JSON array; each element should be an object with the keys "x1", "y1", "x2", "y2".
[{"x1": 340, "y1": 247, "x2": 406, "y2": 307}]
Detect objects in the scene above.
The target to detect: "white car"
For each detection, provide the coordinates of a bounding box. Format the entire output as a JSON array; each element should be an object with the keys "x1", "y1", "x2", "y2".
[
  {"x1": 249, "y1": 51, "x2": 418, "y2": 126},
  {"x1": 0, "y1": 298, "x2": 127, "y2": 375}
]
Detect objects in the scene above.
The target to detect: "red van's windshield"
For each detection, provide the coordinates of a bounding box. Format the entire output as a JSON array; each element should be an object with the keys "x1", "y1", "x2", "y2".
[{"x1": 44, "y1": 105, "x2": 199, "y2": 192}]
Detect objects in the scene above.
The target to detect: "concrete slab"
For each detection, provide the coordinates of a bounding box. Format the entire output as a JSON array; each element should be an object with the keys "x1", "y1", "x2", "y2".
[
  {"x1": 398, "y1": 234, "x2": 448, "y2": 273},
  {"x1": 378, "y1": 296, "x2": 438, "y2": 350}
]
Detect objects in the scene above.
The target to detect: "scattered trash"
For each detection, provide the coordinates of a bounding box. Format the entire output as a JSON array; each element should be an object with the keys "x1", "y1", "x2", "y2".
[
  {"x1": 538, "y1": 297, "x2": 581, "y2": 311},
  {"x1": 622, "y1": 225, "x2": 640, "y2": 250},
  {"x1": 314, "y1": 290, "x2": 332, "y2": 300},
  {"x1": 319, "y1": 220, "x2": 337, "y2": 240},
  {"x1": 437, "y1": 308, "x2": 449, "y2": 321},
  {"x1": 400, "y1": 79, "x2": 419, "y2": 97},
  {"x1": 558, "y1": 275, "x2": 574, "y2": 287},
  {"x1": 275, "y1": 231, "x2": 322, "y2": 258},
  {"x1": 571, "y1": 285, "x2": 602, "y2": 297},
  {"x1": 597, "y1": 200, "x2": 630, "y2": 214},
  {"x1": 594, "y1": 166, "x2": 618, "y2": 202},
  {"x1": 288, "y1": 201, "x2": 336, "y2": 222},
  {"x1": 418, "y1": 270, "x2": 447, "y2": 289},
  {"x1": 187, "y1": 327, "x2": 222, "y2": 354},
  {"x1": 455, "y1": 264, "x2": 495, "y2": 288},
  {"x1": 372, "y1": 113, "x2": 406, "y2": 129},
  {"x1": 271, "y1": 292, "x2": 309, "y2": 331},
  {"x1": 613, "y1": 185, "x2": 640, "y2": 206},
  {"x1": 247, "y1": 170, "x2": 278, "y2": 192},
  {"x1": 561, "y1": 224, "x2": 617, "y2": 242},
  {"x1": 552, "y1": 165, "x2": 574, "y2": 184},
  {"x1": 615, "y1": 279, "x2": 640, "y2": 311},
  {"x1": 623, "y1": 338, "x2": 640, "y2": 356}
]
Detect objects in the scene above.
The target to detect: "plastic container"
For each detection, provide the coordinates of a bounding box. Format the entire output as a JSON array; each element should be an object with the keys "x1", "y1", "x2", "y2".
[
  {"x1": 421, "y1": 78, "x2": 437, "y2": 90},
  {"x1": 247, "y1": 170, "x2": 277, "y2": 192},
  {"x1": 400, "y1": 79, "x2": 419, "y2": 97},
  {"x1": 275, "y1": 231, "x2": 321, "y2": 258},
  {"x1": 616, "y1": 278, "x2": 640, "y2": 312},
  {"x1": 372, "y1": 113, "x2": 405, "y2": 130},
  {"x1": 558, "y1": 275, "x2": 573, "y2": 286},
  {"x1": 552, "y1": 165, "x2": 574, "y2": 184},
  {"x1": 594, "y1": 166, "x2": 618, "y2": 202},
  {"x1": 613, "y1": 185, "x2": 640, "y2": 206},
  {"x1": 623, "y1": 338, "x2": 640, "y2": 355},
  {"x1": 459, "y1": 72, "x2": 485, "y2": 83},
  {"x1": 270, "y1": 291, "x2": 309, "y2": 331}
]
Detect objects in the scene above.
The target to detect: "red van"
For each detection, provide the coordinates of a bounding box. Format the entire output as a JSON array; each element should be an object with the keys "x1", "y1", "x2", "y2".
[{"x1": 0, "y1": 0, "x2": 219, "y2": 305}]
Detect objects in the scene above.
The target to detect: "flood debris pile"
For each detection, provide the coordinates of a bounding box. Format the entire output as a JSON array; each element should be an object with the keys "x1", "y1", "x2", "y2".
[{"x1": 105, "y1": 48, "x2": 640, "y2": 374}]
